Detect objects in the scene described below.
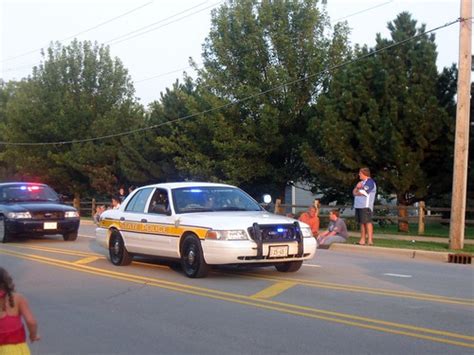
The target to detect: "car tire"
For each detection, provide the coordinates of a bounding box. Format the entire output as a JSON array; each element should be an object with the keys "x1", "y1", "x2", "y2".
[
  {"x1": 0, "y1": 216, "x2": 11, "y2": 243},
  {"x1": 181, "y1": 234, "x2": 209, "y2": 278},
  {"x1": 63, "y1": 231, "x2": 78, "y2": 241},
  {"x1": 274, "y1": 260, "x2": 303, "y2": 273},
  {"x1": 109, "y1": 231, "x2": 133, "y2": 266}
]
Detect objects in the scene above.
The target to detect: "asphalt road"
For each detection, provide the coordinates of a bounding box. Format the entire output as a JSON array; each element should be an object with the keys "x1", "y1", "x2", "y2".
[{"x1": 0, "y1": 224, "x2": 472, "y2": 355}]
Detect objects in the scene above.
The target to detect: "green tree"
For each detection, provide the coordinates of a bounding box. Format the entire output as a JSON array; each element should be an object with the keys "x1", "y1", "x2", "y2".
[
  {"x1": 1, "y1": 40, "x2": 142, "y2": 197},
  {"x1": 303, "y1": 12, "x2": 456, "y2": 231},
  {"x1": 153, "y1": 77, "x2": 272, "y2": 185},
  {"x1": 152, "y1": 0, "x2": 349, "y2": 199},
  {"x1": 0, "y1": 79, "x2": 19, "y2": 178}
]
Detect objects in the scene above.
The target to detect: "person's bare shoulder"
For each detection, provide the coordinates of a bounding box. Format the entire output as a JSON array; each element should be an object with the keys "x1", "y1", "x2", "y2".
[{"x1": 13, "y1": 292, "x2": 26, "y2": 304}]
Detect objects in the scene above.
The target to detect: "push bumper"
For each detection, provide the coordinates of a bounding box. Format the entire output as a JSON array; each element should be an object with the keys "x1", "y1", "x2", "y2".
[
  {"x1": 202, "y1": 237, "x2": 316, "y2": 265},
  {"x1": 5, "y1": 218, "x2": 80, "y2": 235}
]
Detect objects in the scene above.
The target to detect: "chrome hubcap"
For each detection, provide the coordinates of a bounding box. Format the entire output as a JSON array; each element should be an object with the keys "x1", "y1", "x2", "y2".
[
  {"x1": 113, "y1": 240, "x2": 120, "y2": 255},
  {"x1": 187, "y1": 249, "x2": 195, "y2": 265}
]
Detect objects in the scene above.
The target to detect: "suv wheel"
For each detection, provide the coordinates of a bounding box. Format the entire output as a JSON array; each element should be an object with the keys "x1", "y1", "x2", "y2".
[
  {"x1": 0, "y1": 216, "x2": 11, "y2": 243},
  {"x1": 63, "y1": 231, "x2": 78, "y2": 241}
]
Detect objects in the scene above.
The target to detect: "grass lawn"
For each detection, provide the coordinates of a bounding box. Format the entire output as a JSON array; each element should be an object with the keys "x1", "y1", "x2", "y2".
[
  {"x1": 347, "y1": 237, "x2": 474, "y2": 254},
  {"x1": 372, "y1": 223, "x2": 474, "y2": 239}
]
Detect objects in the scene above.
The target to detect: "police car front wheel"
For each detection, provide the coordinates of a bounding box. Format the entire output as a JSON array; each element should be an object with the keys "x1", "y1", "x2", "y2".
[
  {"x1": 181, "y1": 234, "x2": 209, "y2": 278},
  {"x1": 274, "y1": 260, "x2": 303, "y2": 272}
]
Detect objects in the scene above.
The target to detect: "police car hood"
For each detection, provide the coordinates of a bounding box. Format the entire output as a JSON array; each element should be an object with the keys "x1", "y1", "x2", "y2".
[
  {"x1": 177, "y1": 211, "x2": 306, "y2": 230},
  {"x1": 2, "y1": 201, "x2": 76, "y2": 213}
]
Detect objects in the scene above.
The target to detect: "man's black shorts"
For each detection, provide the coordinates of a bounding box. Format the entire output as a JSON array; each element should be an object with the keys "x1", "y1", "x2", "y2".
[{"x1": 355, "y1": 208, "x2": 372, "y2": 224}]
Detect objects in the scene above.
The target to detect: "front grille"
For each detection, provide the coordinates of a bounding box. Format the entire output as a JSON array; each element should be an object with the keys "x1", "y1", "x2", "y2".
[
  {"x1": 238, "y1": 253, "x2": 311, "y2": 261},
  {"x1": 31, "y1": 211, "x2": 64, "y2": 220},
  {"x1": 248, "y1": 224, "x2": 298, "y2": 242}
]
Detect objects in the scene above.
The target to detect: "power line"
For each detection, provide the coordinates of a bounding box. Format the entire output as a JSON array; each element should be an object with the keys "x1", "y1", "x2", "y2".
[
  {"x1": 0, "y1": 17, "x2": 461, "y2": 147},
  {"x1": 332, "y1": 0, "x2": 394, "y2": 22},
  {"x1": 0, "y1": 1, "x2": 153, "y2": 64},
  {"x1": 2, "y1": 0, "x2": 392, "y2": 88},
  {"x1": 2, "y1": 1, "x2": 221, "y2": 76},
  {"x1": 127, "y1": 0, "x2": 395, "y2": 86},
  {"x1": 106, "y1": 1, "x2": 221, "y2": 46},
  {"x1": 135, "y1": 65, "x2": 199, "y2": 83}
]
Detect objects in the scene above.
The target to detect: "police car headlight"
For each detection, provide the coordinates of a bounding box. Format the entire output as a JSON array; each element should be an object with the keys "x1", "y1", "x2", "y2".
[
  {"x1": 205, "y1": 230, "x2": 249, "y2": 241},
  {"x1": 301, "y1": 226, "x2": 313, "y2": 238},
  {"x1": 6, "y1": 212, "x2": 32, "y2": 219},
  {"x1": 65, "y1": 211, "x2": 80, "y2": 218}
]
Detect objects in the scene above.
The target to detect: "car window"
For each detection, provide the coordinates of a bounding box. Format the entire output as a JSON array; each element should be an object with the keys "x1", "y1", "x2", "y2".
[
  {"x1": 0, "y1": 184, "x2": 59, "y2": 202},
  {"x1": 147, "y1": 188, "x2": 170, "y2": 215},
  {"x1": 124, "y1": 188, "x2": 153, "y2": 213},
  {"x1": 172, "y1": 186, "x2": 262, "y2": 214}
]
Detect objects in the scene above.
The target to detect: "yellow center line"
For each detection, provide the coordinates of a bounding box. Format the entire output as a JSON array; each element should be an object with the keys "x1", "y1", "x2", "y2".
[
  {"x1": 229, "y1": 271, "x2": 474, "y2": 306},
  {"x1": 251, "y1": 281, "x2": 297, "y2": 299},
  {"x1": 4, "y1": 243, "x2": 473, "y2": 306},
  {"x1": 74, "y1": 256, "x2": 102, "y2": 265},
  {"x1": 6, "y1": 244, "x2": 102, "y2": 257},
  {"x1": 0, "y1": 247, "x2": 473, "y2": 349},
  {"x1": 133, "y1": 261, "x2": 170, "y2": 270}
]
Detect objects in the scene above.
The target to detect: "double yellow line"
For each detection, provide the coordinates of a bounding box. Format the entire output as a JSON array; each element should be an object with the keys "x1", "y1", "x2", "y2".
[
  {"x1": 0, "y1": 246, "x2": 473, "y2": 349},
  {"x1": 236, "y1": 271, "x2": 474, "y2": 306},
  {"x1": 14, "y1": 244, "x2": 474, "y2": 306}
]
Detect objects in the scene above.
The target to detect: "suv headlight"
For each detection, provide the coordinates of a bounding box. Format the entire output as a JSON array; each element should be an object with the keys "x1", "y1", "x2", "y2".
[
  {"x1": 205, "y1": 230, "x2": 249, "y2": 241},
  {"x1": 6, "y1": 212, "x2": 32, "y2": 219},
  {"x1": 300, "y1": 226, "x2": 313, "y2": 238},
  {"x1": 65, "y1": 211, "x2": 80, "y2": 218}
]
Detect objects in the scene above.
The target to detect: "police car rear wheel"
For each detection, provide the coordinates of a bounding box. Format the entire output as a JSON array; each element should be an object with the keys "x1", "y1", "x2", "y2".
[
  {"x1": 275, "y1": 260, "x2": 303, "y2": 272},
  {"x1": 109, "y1": 231, "x2": 132, "y2": 266},
  {"x1": 181, "y1": 235, "x2": 209, "y2": 278}
]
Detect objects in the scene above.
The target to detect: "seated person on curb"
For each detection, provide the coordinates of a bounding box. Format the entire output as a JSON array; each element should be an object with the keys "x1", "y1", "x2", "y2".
[
  {"x1": 298, "y1": 205, "x2": 320, "y2": 237},
  {"x1": 93, "y1": 205, "x2": 106, "y2": 225},
  {"x1": 318, "y1": 209, "x2": 349, "y2": 246}
]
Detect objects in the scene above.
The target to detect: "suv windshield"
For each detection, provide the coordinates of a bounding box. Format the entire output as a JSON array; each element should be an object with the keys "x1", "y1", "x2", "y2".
[
  {"x1": 172, "y1": 186, "x2": 262, "y2": 214},
  {"x1": 0, "y1": 184, "x2": 60, "y2": 203}
]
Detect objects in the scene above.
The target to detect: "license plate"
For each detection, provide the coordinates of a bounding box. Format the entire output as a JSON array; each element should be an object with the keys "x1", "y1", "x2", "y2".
[
  {"x1": 44, "y1": 222, "x2": 57, "y2": 230},
  {"x1": 268, "y1": 245, "x2": 288, "y2": 258}
]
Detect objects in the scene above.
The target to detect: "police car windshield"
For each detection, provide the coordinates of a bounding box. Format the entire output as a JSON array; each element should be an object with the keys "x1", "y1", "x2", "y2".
[
  {"x1": 0, "y1": 185, "x2": 60, "y2": 203},
  {"x1": 172, "y1": 186, "x2": 262, "y2": 214}
]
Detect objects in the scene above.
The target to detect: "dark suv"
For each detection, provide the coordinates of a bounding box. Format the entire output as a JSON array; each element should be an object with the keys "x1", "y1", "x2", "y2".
[{"x1": 0, "y1": 182, "x2": 80, "y2": 243}]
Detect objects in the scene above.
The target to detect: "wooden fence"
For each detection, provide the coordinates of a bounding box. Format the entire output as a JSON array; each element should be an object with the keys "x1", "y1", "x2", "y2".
[
  {"x1": 69, "y1": 198, "x2": 474, "y2": 234},
  {"x1": 272, "y1": 199, "x2": 474, "y2": 234},
  {"x1": 68, "y1": 198, "x2": 109, "y2": 219}
]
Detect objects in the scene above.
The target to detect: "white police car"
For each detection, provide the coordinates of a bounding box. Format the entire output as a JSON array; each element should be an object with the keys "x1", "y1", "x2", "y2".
[{"x1": 96, "y1": 182, "x2": 316, "y2": 278}]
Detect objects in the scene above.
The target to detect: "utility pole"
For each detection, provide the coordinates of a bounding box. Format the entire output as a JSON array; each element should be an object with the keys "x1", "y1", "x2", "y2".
[{"x1": 449, "y1": 0, "x2": 472, "y2": 250}]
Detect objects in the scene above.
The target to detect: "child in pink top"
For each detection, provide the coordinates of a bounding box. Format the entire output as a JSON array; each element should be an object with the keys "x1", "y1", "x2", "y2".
[{"x1": 0, "y1": 267, "x2": 40, "y2": 354}]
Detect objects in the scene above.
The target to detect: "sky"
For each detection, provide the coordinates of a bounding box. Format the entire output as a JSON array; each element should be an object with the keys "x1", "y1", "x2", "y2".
[{"x1": 0, "y1": 0, "x2": 466, "y2": 107}]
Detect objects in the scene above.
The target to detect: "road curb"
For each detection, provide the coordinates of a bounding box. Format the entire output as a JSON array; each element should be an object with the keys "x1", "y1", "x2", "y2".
[
  {"x1": 328, "y1": 243, "x2": 451, "y2": 263},
  {"x1": 80, "y1": 219, "x2": 95, "y2": 226}
]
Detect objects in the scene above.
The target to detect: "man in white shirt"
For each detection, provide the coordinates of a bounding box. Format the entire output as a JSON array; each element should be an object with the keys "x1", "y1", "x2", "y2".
[{"x1": 352, "y1": 167, "x2": 377, "y2": 245}]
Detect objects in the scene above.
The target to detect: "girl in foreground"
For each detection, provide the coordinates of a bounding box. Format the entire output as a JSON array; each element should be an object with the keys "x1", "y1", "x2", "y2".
[{"x1": 0, "y1": 267, "x2": 40, "y2": 355}]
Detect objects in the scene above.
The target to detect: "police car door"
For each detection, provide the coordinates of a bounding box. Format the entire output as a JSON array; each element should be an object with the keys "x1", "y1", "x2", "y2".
[
  {"x1": 142, "y1": 188, "x2": 177, "y2": 258},
  {"x1": 120, "y1": 187, "x2": 154, "y2": 254}
]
